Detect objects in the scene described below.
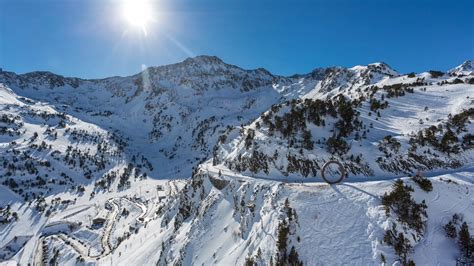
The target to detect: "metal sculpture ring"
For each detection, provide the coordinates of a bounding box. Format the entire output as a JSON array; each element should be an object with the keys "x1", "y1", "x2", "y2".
[{"x1": 321, "y1": 160, "x2": 346, "y2": 184}]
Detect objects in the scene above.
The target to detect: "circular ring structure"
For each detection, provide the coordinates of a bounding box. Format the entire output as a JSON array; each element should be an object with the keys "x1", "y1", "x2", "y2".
[{"x1": 321, "y1": 160, "x2": 346, "y2": 184}]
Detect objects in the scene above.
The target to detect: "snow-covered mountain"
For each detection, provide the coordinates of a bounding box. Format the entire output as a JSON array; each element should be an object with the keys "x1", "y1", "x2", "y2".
[
  {"x1": 449, "y1": 60, "x2": 474, "y2": 76},
  {"x1": 0, "y1": 57, "x2": 473, "y2": 265},
  {"x1": 214, "y1": 65, "x2": 473, "y2": 180}
]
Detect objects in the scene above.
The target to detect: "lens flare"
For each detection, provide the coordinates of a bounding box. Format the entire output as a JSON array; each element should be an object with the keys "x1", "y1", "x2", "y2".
[{"x1": 122, "y1": 0, "x2": 154, "y2": 36}]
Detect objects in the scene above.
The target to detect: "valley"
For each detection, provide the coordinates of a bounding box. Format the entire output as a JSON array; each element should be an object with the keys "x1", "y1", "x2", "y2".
[{"x1": 0, "y1": 57, "x2": 473, "y2": 265}]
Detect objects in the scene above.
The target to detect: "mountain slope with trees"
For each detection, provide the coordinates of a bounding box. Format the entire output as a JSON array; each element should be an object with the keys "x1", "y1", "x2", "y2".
[{"x1": 0, "y1": 57, "x2": 472, "y2": 265}]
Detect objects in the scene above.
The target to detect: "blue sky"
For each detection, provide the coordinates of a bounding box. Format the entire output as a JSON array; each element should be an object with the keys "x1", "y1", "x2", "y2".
[{"x1": 0, "y1": 0, "x2": 473, "y2": 78}]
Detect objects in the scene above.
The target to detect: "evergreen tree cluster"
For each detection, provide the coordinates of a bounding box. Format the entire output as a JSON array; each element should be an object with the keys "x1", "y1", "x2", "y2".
[
  {"x1": 0, "y1": 204, "x2": 19, "y2": 225},
  {"x1": 325, "y1": 136, "x2": 349, "y2": 155},
  {"x1": 275, "y1": 199, "x2": 303, "y2": 266},
  {"x1": 228, "y1": 150, "x2": 269, "y2": 175},
  {"x1": 409, "y1": 108, "x2": 473, "y2": 155},
  {"x1": 437, "y1": 78, "x2": 466, "y2": 86},
  {"x1": 369, "y1": 98, "x2": 389, "y2": 112},
  {"x1": 448, "y1": 108, "x2": 474, "y2": 134},
  {"x1": 378, "y1": 135, "x2": 401, "y2": 157},
  {"x1": 443, "y1": 214, "x2": 474, "y2": 261},
  {"x1": 378, "y1": 80, "x2": 424, "y2": 98},
  {"x1": 428, "y1": 70, "x2": 444, "y2": 78},
  {"x1": 382, "y1": 180, "x2": 429, "y2": 265},
  {"x1": 260, "y1": 96, "x2": 361, "y2": 148},
  {"x1": 411, "y1": 173, "x2": 433, "y2": 192},
  {"x1": 117, "y1": 163, "x2": 135, "y2": 190},
  {"x1": 286, "y1": 155, "x2": 318, "y2": 177},
  {"x1": 382, "y1": 180, "x2": 427, "y2": 234},
  {"x1": 383, "y1": 224, "x2": 415, "y2": 266},
  {"x1": 173, "y1": 175, "x2": 205, "y2": 232},
  {"x1": 0, "y1": 113, "x2": 23, "y2": 136}
]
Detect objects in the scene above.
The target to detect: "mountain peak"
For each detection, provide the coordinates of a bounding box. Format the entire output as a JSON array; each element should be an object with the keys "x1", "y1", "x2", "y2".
[
  {"x1": 182, "y1": 55, "x2": 225, "y2": 66},
  {"x1": 368, "y1": 61, "x2": 390, "y2": 69},
  {"x1": 449, "y1": 60, "x2": 474, "y2": 75}
]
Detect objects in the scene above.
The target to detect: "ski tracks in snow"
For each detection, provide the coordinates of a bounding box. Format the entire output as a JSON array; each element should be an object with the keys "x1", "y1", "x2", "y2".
[{"x1": 287, "y1": 184, "x2": 383, "y2": 265}]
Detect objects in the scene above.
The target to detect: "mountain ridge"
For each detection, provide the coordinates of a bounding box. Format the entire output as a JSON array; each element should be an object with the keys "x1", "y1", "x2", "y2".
[{"x1": 3, "y1": 55, "x2": 470, "y2": 84}]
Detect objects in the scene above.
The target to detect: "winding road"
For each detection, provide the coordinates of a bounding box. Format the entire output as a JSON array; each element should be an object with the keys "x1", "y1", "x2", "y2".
[{"x1": 31, "y1": 197, "x2": 124, "y2": 264}]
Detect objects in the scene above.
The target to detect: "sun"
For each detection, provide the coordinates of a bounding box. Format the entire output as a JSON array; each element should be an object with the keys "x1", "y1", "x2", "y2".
[{"x1": 121, "y1": 0, "x2": 154, "y2": 36}]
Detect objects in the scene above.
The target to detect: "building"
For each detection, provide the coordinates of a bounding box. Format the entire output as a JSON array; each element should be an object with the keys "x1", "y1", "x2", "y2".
[{"x1": 92, "y1": 217, "x2": 106, "y2": 227}]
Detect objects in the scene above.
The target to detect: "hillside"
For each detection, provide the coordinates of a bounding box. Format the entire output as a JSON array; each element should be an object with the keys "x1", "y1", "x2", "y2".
[
  {"x1": 0, "y1": 56, "x2": 286, "y2": 179},
  {"x1": 0, "y1": 57, "x2": 473, "y2": 265},
  {"x1": 214, "y1": 66, "x2": 473, "y2": 180}
]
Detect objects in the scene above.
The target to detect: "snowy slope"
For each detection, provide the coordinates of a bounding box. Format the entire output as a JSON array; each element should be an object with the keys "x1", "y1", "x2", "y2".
[
  {"x1": 214, "y1": 67, "x2": 474, "y2": 180},
  {"x1": 0, "y1": 57, "x2": 473, "y2": 265},
  {"x1": 2, "y1": 167, "x2": 473, "y2": 265},
  {"x1": 0, "y1": 56, "x2": 286, "y2": 179},
  {"x1": 5, "y1": 163, "x2": 469, "y2": 265}
]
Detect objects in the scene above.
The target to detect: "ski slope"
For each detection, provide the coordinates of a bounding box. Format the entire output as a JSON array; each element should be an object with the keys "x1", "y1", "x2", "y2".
[{"x1": 0, "y1": 57, "x2": 473, "y2": 265}]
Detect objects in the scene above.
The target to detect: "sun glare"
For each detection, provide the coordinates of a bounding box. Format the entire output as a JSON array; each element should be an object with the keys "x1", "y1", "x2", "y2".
[{"x1": 122, "y1": 0, "x2": 154, "y2": 36}]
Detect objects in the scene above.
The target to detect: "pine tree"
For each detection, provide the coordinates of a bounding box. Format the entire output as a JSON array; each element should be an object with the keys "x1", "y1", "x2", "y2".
[
  {"x1": 459, "y1": 222, "x2": 471, "y2": 257},
  {"x1": 393, "y1": 232, "x2": 411, "y2": 264},
  {"x1": 288, "y1": 246, "x2": 303, "y2": 265},
  {"x1": 444, "y1": 221, "x2": 457, "y2": 238},
  {"x1": 276, "y1": 220, "x2": 289, "y2": 258},
  {"x1": 440, "y1": 128, "x2": 459, "y2": 154},
  {"x1": 302, "y1": 130, "x2": 313, "y2": 150},
  {"x1": 245, "y1": 256, "x2": 255, "y2": 266}
]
